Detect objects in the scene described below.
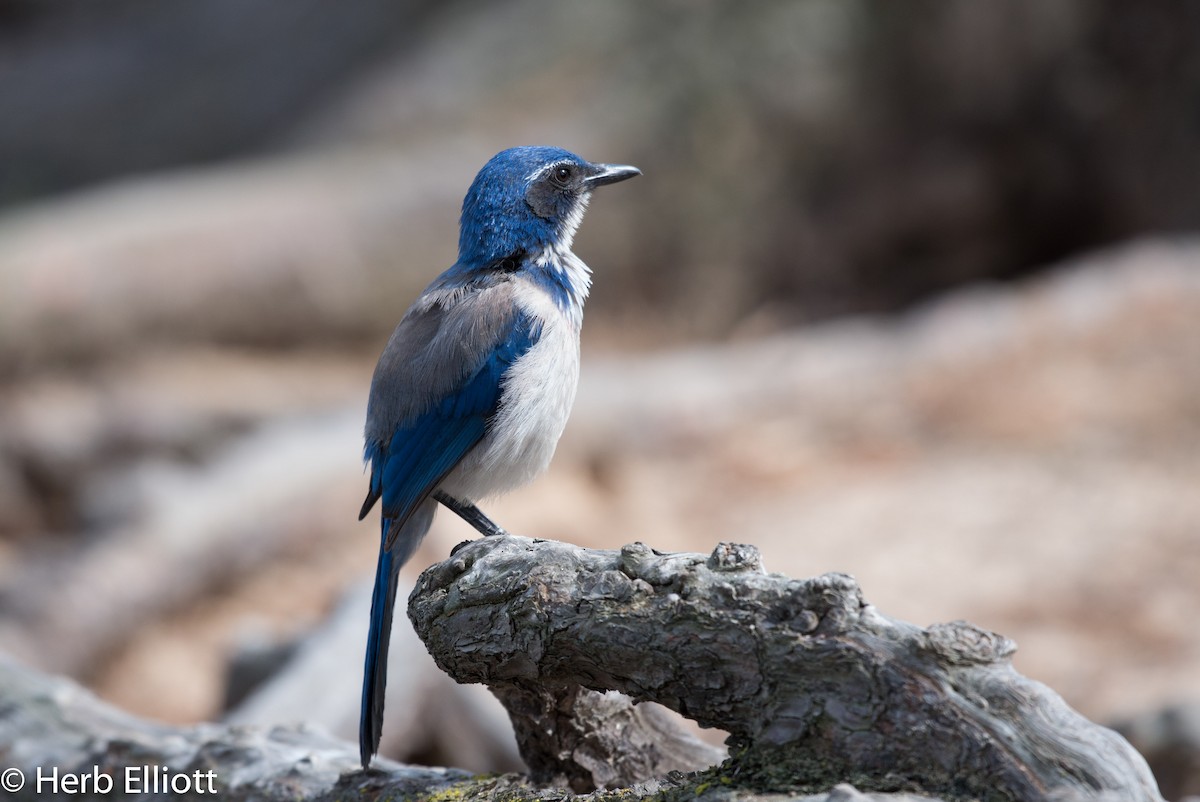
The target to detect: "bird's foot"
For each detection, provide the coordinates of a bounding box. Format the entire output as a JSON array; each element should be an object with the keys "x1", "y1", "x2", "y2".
[{"x1": 434, "y1": 490, "x2": 510, "y2": 538}]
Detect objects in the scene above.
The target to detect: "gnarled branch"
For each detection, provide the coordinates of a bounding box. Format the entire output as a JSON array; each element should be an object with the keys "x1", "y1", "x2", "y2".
[{"x1": 409, "y1": 536, "x2": 1163, "y2": 802}]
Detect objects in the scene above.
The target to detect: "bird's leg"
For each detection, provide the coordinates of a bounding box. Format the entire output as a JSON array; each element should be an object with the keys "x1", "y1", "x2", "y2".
[{"x1": 433, "y1": 490, "x2": 509, "y2": 538}]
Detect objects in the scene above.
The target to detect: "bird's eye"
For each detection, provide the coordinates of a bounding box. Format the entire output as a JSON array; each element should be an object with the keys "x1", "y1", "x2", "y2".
[{"x1": 551, "y1": 165, "x2": 573, "y2": 186}]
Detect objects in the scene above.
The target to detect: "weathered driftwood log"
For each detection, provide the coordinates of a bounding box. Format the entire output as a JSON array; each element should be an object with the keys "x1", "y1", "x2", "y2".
[
  {"x1": 409, "y1": 536, "x2": 1163, "y2": 802},
  {"x1": 0, "y1": 657, "x2": 944, "y2": 802}
]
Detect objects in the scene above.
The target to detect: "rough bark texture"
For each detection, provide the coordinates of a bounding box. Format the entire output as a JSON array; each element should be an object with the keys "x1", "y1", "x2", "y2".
[
  {"x1": 0, "y1": 657, "x2": 943, "y2": 802},
  {"x1": 489, "y1": 683, "x2": 726, "y2": 792},
  {"x1": 409, "y1": 536, "x2": 1163, "y2": 802}
]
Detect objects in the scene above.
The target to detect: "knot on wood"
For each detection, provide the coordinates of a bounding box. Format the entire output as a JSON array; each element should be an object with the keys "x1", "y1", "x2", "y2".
[
  {"x1": 706, "y1": 542, "x2": 764, "y2": 572},
  {"x1": 921, "y1": 620, "x2": 1017, "y2": 665}
]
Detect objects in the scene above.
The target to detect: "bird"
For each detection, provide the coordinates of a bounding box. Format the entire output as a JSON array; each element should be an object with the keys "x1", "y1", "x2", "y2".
[{"x1": 357, "y1": 146, "x2": 640, "y2": 768}]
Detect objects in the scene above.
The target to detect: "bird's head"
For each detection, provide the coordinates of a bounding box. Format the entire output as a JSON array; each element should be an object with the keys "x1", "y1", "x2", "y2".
[{"x1": 458, "y1": 146, "x2": 640, "y2": 266}]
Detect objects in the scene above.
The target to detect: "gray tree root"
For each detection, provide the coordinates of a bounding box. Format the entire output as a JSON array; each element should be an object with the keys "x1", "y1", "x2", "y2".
[{"x1": 408, "y1": 536, "x2": 1164, "y2": 802}]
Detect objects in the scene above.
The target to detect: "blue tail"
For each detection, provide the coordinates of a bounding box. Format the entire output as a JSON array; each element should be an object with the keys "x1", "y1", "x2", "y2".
[{"x1": 359, "y1": 499, "x2": 436, "y2": 768}]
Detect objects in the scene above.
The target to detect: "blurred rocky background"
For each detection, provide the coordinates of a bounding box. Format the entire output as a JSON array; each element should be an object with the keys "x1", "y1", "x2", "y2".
[{"x1": 0, "y1": 1, "x2": 1198, "y2": 798}]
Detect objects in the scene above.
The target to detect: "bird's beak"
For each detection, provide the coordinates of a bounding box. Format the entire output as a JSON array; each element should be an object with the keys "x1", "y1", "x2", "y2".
[{"x1": 584, "y1": 163, "x2": 642, "y2": 188}]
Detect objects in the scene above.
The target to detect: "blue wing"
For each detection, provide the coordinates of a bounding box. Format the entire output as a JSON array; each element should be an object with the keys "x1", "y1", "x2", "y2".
[{"x1": 362, "y1": 307, "x2": 539, "y2": 549}]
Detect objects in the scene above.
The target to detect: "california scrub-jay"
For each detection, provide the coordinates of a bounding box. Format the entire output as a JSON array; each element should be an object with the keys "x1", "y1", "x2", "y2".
[{"x1": 357, "y1": 146, "x2": 640, "y2": 767}]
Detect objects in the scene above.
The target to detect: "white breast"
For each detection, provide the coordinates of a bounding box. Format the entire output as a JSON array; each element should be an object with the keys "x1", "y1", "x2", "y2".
[{"x1": 438, "y1": 280, "x2": 581, "y2": 502}]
